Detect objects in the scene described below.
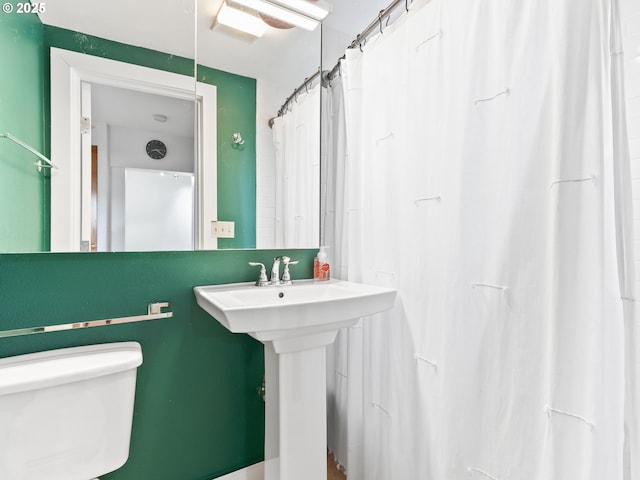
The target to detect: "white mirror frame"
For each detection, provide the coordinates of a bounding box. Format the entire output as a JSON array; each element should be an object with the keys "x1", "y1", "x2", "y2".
[{"x1": 50, "y1": 47, "x2": 217, "y2": 252}]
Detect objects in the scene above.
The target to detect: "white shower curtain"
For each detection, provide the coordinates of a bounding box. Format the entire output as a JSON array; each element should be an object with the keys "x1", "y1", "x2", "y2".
[
  {"x1": 324, "y1": 0, "x2": 638, "y2": 479},
  {"x1": 272, "y1": 84, "x2": 321, "y2": 248}
]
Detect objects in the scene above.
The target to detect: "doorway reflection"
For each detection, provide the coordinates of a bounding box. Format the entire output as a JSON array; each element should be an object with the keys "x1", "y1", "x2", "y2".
[{"x1": 85, "y1": 83, "x2": 195, "y2": 251}]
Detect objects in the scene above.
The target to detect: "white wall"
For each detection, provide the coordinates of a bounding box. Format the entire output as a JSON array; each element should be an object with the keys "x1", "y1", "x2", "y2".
[
  {"x1": 255, "y1": 79, "x2": 291, "y2": 249},
  {"x1": 96, "y1": 125, "x2": 194, "y2": 251},
  {"x1": 108, "y1": 126, "x2": 194, "y2": 173},
  {"x1": 622, "y1": 0, "x2": 640, "y2": 295}
]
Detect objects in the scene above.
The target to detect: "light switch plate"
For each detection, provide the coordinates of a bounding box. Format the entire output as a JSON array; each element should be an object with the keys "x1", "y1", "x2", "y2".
[{"x1": 211, "y1": 221, "x2": 235, "y2": 238}]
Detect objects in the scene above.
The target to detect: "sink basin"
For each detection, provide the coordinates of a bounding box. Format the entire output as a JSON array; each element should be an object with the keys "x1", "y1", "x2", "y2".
[
  {"x1": 194, "y1": 279, "x2": 396, "y2": 352},
  {"x1": 193, "y1": 278, "x2": 396, "y2": 480}
]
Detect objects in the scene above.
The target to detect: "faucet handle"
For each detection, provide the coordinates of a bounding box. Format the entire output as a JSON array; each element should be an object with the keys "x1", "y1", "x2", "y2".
[
  {"x1": 280, "y1": 258, "x2": 299, "y2": 285},
  {"x1": 281, "y1": 256, "x2": 299, "y2": 266},
  {"x1": 249, "y1": 262, "x2": 270, "y2": 287}
]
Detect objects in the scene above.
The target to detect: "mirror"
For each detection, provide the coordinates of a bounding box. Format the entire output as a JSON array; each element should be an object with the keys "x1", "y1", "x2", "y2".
[
  {"x1": 0, "y1": 0, "x2": 322, "y2": 253},
  {"x1": 197, "y1": 0, "x2": 322, "y2": 250}
]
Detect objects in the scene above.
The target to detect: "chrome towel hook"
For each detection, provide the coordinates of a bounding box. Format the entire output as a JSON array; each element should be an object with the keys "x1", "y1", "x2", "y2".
[{"x1": 232, "y1": 132, "x2": 244, "y2": 144}]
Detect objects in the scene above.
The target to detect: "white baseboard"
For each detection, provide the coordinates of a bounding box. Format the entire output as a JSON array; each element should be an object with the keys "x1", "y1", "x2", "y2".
[{"x1": 213, "y1": 461, "x2": 264, "y2": 480}]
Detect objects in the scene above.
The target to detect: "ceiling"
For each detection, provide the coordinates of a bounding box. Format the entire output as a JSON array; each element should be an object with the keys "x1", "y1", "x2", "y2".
[
  {"x1": 91, "y1": 84, "x2": 195, "y2": 138},
  {"x1": 38, "y1": 0, "x2": 391, "y2": 91},
  {"x1": 38, "y1": 0, "x2": 392, "y2": 133}
]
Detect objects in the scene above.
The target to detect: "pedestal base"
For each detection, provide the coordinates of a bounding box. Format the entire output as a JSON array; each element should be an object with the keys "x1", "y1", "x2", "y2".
[{"x1": 264, "y1": 343, "x2": 327, "y2": 480}]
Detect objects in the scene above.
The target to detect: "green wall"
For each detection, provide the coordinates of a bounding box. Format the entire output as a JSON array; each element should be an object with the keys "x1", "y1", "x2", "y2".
[
  {"x1": 0, "y1": 6, "x2": 46, "y2": 252},
  {"x1": 198, "y1": 66, "x2": 257, "y2": 249},
  {"x1": 0, "y1": 13, "x2": 257, "y2": 251},
  {"x1": 0, "y1": 249, "x2": 316, "y2": 479},
  {"x1": 0, "y1": 10, "x2": 289, "y2": 479}
]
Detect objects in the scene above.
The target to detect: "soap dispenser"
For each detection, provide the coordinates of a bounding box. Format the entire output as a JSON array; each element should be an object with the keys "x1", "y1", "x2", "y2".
[{"x1": 314, "y1": 246, "x2": 331, "y2": 281}]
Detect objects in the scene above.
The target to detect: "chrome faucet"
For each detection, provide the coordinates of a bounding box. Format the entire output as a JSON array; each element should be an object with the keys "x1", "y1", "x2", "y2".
[
  {"x1": 249, "y1": 257, "x2": 298, "y2": 286},
  {"x1": 270, "y1": 257, "x2": 281, "y2": 284},
  {"x1": 248, "y1": 262, "x2": 270, "y2": 286},
  {"x1": 280, "y1": 256, "x2": 299, "y2": 285}
]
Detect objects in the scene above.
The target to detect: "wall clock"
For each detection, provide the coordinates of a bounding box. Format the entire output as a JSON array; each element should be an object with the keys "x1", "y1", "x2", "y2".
[{"x1": 146, "y1": 139, "x2": 167, "y2": 160}]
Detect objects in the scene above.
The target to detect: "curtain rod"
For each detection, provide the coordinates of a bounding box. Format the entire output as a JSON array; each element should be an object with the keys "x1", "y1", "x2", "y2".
[
  {"x1": 269, "y1": 68, "x2": 321, "y2": 127},
  {"x1": 324, "y1": 0, "x2": 414, "y2": 82},
  {"x1": 347, "y1": 0, "x2": 411, "y2": 49},
  {"x1": 271, "y1": 0, "x2": 413, "y2": 124}
]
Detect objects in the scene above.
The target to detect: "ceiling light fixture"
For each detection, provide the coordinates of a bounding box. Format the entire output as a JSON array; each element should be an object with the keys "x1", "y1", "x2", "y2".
[
  {"x1": 228, "y1": 0, "x2": 331, "y2": 31},
  {"x1": 271, "y1": 0, "x2": 331, "y2": 21},
  {"x1": 214, "y1": 1, "x2": 269, "y2": 38}
]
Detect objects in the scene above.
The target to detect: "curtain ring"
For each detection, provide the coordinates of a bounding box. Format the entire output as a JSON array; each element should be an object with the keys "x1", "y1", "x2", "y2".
[
  {"x1": 405, "y1": 0, "x2": 409, "y2": 11},
  {"x1": 355, "y1": 34, "x2": 362, "y2": 52},
  {"x1": 379, "y1": 11, "x2": 384, "y2": 34}
]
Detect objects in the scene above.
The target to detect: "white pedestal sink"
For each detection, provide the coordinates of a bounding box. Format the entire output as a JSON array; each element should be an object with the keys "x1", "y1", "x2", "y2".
[{"x1": 194, "y1": 279, "x2": 396, "y2": 480}]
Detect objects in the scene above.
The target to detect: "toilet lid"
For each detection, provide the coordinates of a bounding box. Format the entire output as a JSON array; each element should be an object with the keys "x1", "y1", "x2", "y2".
[{"x1": 0, "y1": 342, "x2": 142, "y2": 395}]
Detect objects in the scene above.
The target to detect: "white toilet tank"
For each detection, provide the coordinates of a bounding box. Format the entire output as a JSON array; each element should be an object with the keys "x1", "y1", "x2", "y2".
[{"x1": 0, "y1": 342, "x2": 143, "y2": 480}]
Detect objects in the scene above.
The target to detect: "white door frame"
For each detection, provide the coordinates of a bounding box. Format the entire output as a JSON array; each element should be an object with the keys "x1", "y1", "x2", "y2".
[{"x1": 50, "y1": 47, "x2": 217, "y2": 251}]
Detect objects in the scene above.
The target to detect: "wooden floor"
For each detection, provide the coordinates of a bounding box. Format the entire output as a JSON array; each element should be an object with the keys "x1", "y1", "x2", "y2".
[{"x1": 327, "y1": 453, "x2": 347, "y2": 480}]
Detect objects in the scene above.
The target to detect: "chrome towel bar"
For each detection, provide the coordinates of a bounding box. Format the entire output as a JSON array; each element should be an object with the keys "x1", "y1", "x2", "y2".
[
  {"x1": 0, "y1": 132, "x2": 58, "y2": 171},
  {"x1": 0, "y1": 302, "x2": 173, "y2": 339}
]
